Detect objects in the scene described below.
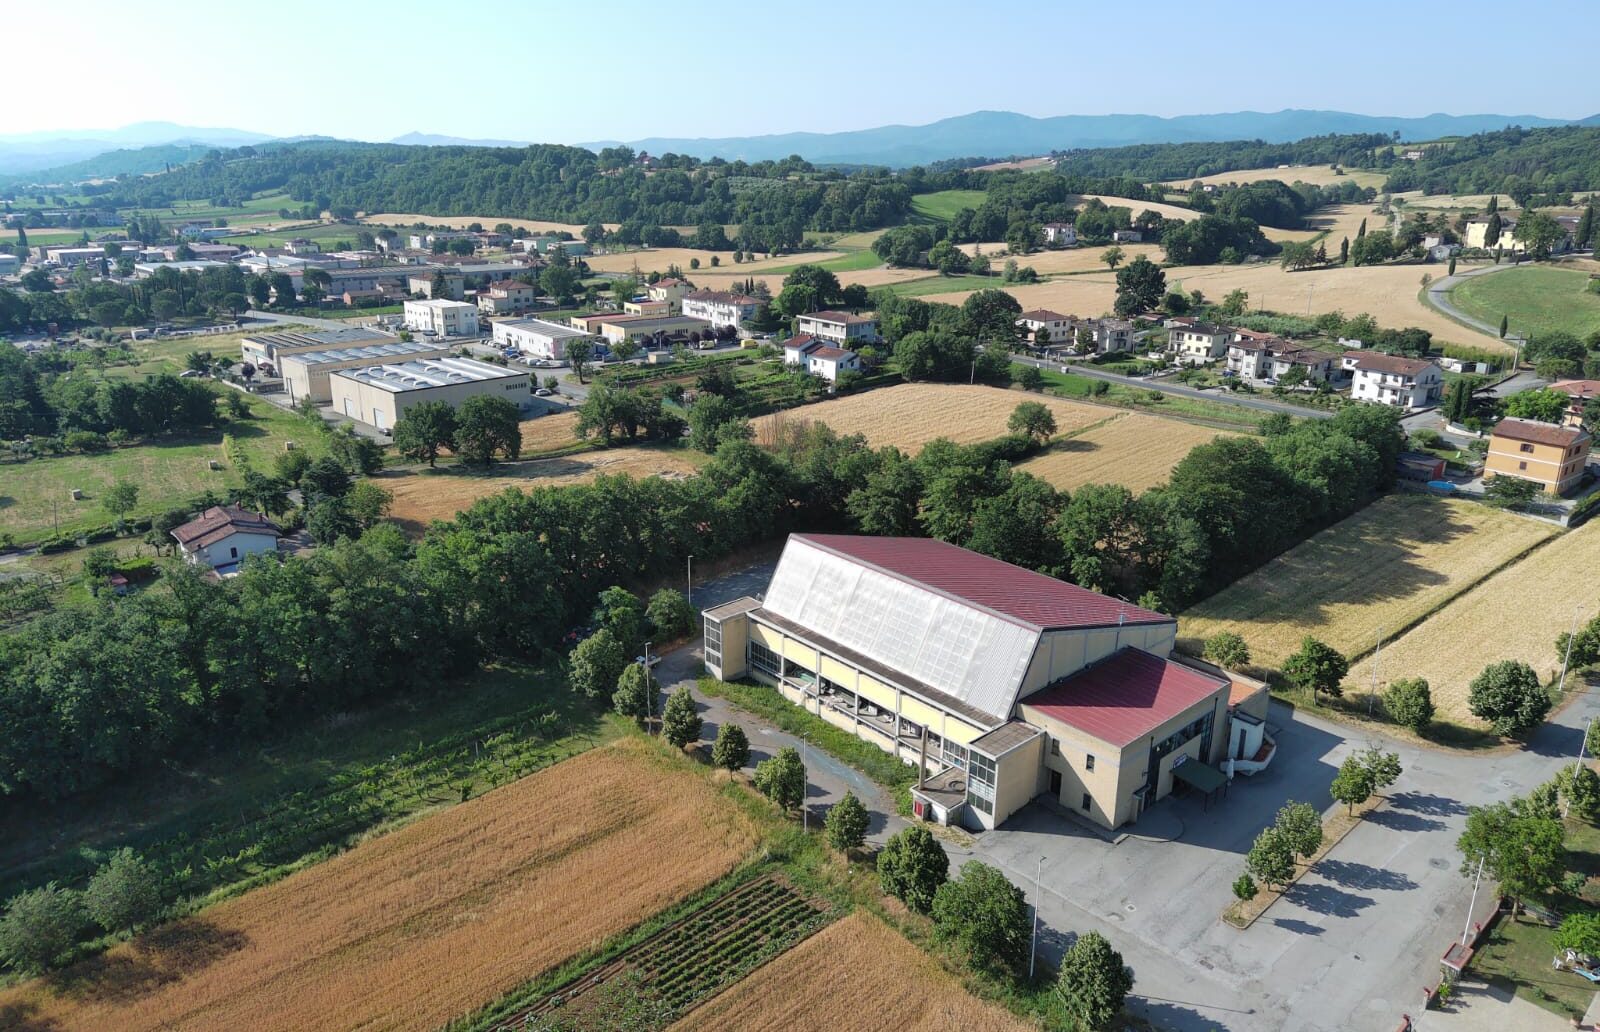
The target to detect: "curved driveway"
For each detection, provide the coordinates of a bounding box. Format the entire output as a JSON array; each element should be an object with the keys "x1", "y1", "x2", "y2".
[{"x1": 1423, "y1": 263, "x2": 1524, "y2": 342}]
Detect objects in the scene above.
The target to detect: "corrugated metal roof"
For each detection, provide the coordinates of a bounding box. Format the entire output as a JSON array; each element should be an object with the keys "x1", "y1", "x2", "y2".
[
  {"x1": 792, "y1": 535, "x2": 1169, "y2": 632},
  {"x1": 1021, "y1": 648, "x2": 1227, "y2": 748}
]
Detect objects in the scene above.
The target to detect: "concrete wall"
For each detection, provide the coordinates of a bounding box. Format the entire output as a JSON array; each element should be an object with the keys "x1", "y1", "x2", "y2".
[
  {"x1": 988, "y1": 733, "x2": 1045, "y2": 829},
  {"x1": 1019, "y1": 622, "x2": 1177, "y2": 698}
]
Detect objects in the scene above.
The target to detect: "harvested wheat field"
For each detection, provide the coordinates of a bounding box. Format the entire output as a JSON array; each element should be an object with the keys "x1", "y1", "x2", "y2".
[
  {"x1": 669, "y1": 911, "x2": 1031, "y2": 1032},
  {"x1": 753, "y1": 384, "x2": 1107, "y2": 453},
  {"x1": 957, "y1": 241, "x2": 1165, "y2": 274},
  {"x1": 362, "y1": 212, "x2": 602, "y2": 235},
  {"x1": 384, "y1": 446, "x2": 702, "y2": 528},
  {"x1": 1071, "y1": 194, "x2": 1199, "y2": 223},
  {"x1": 974, "y1": 156, "x2": 1053, "y2": 172},
  {"x1": 923, "y1": 274, "x2": 1119, "y2": 317},
  {"x1": 0, "y1": 738, "x2": 760, "y2": 1032},
  {"x1": 517, "y1": 410, "x2": 582, "y2": 454},
  {"x1": 1162, "y1": 165, "x2": 1389, "y2": 190},
  {"x1": 1178, "y1": 494, "x2": 1557, "y2": 671},
  {"x1": 1018, "y1": 412, "x2": 1231, "y2": 493},
  {"x1": 583, "y1": 247, "x2": 845, "y2": 275},
  {"x1": 1368, "y1": 523, "x2": 1600, "y2": 726},
  {"x1": 690, "y1": 264, "x2": 928, "y2": 299}
]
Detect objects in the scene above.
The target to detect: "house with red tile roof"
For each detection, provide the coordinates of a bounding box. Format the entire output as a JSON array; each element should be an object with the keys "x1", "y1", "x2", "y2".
[
  {"x1": 171, "y1": 506, "x2": 281, "y2": 575},
  {"x1": 703, "y1": 534, "x2": 1256, "y2": 831}
]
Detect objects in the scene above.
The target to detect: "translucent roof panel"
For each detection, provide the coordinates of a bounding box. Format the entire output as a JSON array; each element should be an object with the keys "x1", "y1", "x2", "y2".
[{"x1": 762, "y1": 537, "x2": 1039, "y2": 724}]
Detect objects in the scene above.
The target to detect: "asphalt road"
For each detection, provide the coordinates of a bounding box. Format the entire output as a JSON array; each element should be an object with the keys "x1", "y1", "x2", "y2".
[
  {"x1": 1423, "y1": 264, "x2": 1526, "y2": 343},
  {"x1": 1009, "y1": 352, "x2": 1335, "y2": 420},
  {"x1": 666, "y1": 558, "x2": 1600, "y2": 1032}
]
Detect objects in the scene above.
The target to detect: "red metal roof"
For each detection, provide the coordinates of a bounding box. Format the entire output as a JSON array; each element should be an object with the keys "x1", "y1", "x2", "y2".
[
  {"x1": 1021, "y1": 648, "x2": 1227, "y2": 747},
  {"x1": 792, "y1": 534, "x2": 1169, "y2": 632}
]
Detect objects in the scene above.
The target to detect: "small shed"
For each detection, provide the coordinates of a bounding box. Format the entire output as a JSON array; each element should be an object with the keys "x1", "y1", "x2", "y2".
[{"x1": 1397, "y1": 451, "x2": 1446, "y2": 482}]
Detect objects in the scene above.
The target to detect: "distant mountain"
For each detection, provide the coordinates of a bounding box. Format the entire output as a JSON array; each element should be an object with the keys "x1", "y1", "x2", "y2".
[
  {"x1": 587, "y1": 109, "x2": 1600, "y2": 167},
  {"x1": 389, "y1": 132, "x2": 530, "y2": 147},
  {"x1": 0, "y1": 121, "x2": 277, "y2": 177}
]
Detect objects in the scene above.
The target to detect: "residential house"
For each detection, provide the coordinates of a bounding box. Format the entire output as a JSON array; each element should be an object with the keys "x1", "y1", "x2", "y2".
[
  {"x1": 1346, "y1": 352, "x2": 1443, "y2": 409},
  {"x1": 1043, "y1": 222, "x2": 1077, "y2": 247},
  {"x1": 647, "y1": 277, "x2": 694, "y2": 311},
  {"x1": 1015, "y1": 309, "x2": 1073, "y2": 347},
  {"x1": 1067, "y1": 317, "x2": 1135, "y2": 356},
  {"x1": 1226, "y1": 336, "x2": 1331, "y2": 382},
  {"x1": 476, "y1": 279, "x2": 539, "y2": 315},
  {"x1": 172, "y1": 506, "x2": 281, "y2": 575},
  {"x1": 1169, "y1": 322, "x2": 1233, "y2": 365},
  {"x1": 283, "y1": 238, "x2": 322, "y2": 255},
  {"x1": 407, "y1": 270, "x2": 465, "y2": 300},
  {"x1": 681, "y1": 289, "x2": 760, "y2": 329},
  {"x1": 797, "y1": 310, "x2": 879, "y2": 345},
  {"x1": 1551, "y1": 380, "x2": 1600, "y2": 429},
  {"x1": 1485, "y1": 418, "x2": 1592, "y2": 495},
  {"x1": 782, "y1": 335, "x2": 861, "y2": 382}
]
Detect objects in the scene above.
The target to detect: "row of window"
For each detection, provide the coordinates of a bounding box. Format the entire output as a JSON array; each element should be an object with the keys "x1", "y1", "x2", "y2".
[
  {"x1": 1048, "y1": 737, "x2": 1095, "y2": 771},
  {"x1": 966, "y1": 751, "x2": 997, "y2": 815},
  {"x1": 749, "y1": 641, "x2": 782, "y2": 679}
]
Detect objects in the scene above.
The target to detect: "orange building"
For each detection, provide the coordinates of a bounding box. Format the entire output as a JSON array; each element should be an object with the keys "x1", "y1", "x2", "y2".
[{"x1": 1484, "y1": 417, "x2": 1592, "y2": 495}]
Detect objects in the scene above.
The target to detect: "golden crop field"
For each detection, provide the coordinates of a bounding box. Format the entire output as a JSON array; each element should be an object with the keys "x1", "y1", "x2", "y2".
[
  {"x1": 361, "y1": 212, "x2": 602, "y2": 235},
  {"x1": 752, "y1": 384, "x2": 1110, "y2": 453},
  {"x1": 1178, "y1": 494, "x2": 1558, "y2": 670},
  {"x1": 517, "y1": 410, "x2": 582, "y2": 453},
  {"x1": 583, "y1": 248, "x2": 845, "y2": 275},
  {"x1": 1018, "y1": 412, "x2": 1231, "y2": 493},
  {"x1": 669, "y1": 912, "x2": 1032, "y2": 1032},
  {"x1": 1071, "y1": 194, "x2": 1199, "y2": 223},
  {"x1": 0, "y1": 739, "x2": 759, "y2": 1032},
  {"x1": 1163, "y1": 165, "x2": 1389, "y2": 190},
  {"x1": 957, "y1": 241, "x2": 1166, "y2": 274},
  {"x1": 974, "y1": 156, "x2": 1053, "y2": 172},
  {"x1": 922, "y1": 274, "x2": 1118, "y2": 316},
  {"x1": 383, "y1": 445, "x2": 703, "y2": 530},
  {"x1": 1370, "y1": 523, "x2": 1600, "y2": 725},
  {"x1": 689, "y1": 264, "x2": 930, "y2": 298}
]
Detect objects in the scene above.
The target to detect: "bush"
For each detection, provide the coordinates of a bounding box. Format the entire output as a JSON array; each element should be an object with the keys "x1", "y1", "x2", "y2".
[
  {"x1": 878, "y1": 826, "x2": 948, "y2": 914},
  {"x1": 1056, "y1": 930, "x2": 1134, "y2": 1031},
  {"x1": 83, "y1": 848, "x2": 163, "y2": 933},
  {"x1": 1384, "y1": 677, "x2": 1435, "y2": 733},
  {"x1": 753, "y1": 746, "x2": 806, "y2": 812},
  {"x1": 711, "y1": 723, "x2": 750, "y2": 772},
  {"x1": 1282, "y1": 637, "x2": 1349, "y2": 699},
  {"x1": 646, "y1": 588, "x2": 695, "y2": 641},
  {"x1": 1202, "y1": 631, "x2": 1251, "y2": 669},
  {"x1": 930, "y1": 861, "x2": 1030, "y2": 976},
  {"x1": 0, "y1": 883, "x2": 82, "y2": 972},
  {"x1": 1468, "y1": 660, "x2": 1551, "y2": 736},
  {"x1": 824, "y1": 792, "x2": 869, "y2": 853},
  {"x1": 1232, "y1": 873, "x2": 1258, "y2": 901}
]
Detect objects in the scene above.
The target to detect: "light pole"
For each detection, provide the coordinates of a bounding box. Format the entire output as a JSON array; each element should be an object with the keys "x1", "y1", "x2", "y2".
[
  {"x1": 1366, "y1": 625, "x2": 1384, "y2": 715},
  {"x1": 686, "y1": 555, "x2": 694, "y2": 606},
  {"x1": 1558, "y1": 606, "x2": 1583, "y2": 695},
  {"x1": 1029, "y1": 855, "x2": 1044, "y2": 979},
  {"x1": 643, "y1": 641, "x2": 653, "y2": 732},
  {"x1": 800, "y1": 734, "x2": 809, "y2": 833}
]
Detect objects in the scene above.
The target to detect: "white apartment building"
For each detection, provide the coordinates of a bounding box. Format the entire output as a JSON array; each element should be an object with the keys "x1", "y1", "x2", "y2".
[
  {"x1": 492, "y1": 317, "x2": 592, "y2": 361},
  {"x1": 796, "y1": 310, "x2": 879, "y2": 344},
  {"x1": 1345, "y1": 352, "x2": 1443, "y2": 410},
  {"x1": 681, "y1": 290, "x2": 760, "y2": 329},
  {"x1": 404, "y1": 299, "x2": 480, "y2": 338},
  {"x1": 1016, "y1": 309, "x2": 1073, "y2": 346}
]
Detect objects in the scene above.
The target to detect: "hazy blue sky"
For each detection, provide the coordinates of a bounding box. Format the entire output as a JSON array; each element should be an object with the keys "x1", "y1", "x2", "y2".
[{"x1": 6, "y1": 0, "x2": 1597, "y2": 142}]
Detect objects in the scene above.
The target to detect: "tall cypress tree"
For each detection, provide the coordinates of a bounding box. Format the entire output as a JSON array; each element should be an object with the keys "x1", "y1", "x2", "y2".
[
  {"x1": 1487, "y1": 195, "x2": 1498, "y2": 214},
  {"x1": 1576, "y1": 203, "x2": 1595, "y2": 249},
  {"x1": 1339, "y1": 237, "x2": 1349, "y2": 264},
  {"x1": 1356, "y1": 218, "x2": 1367, "y2": 240},
  {"x1": 1499, "y1": 314, "x2": 1508, "y2": 339}
]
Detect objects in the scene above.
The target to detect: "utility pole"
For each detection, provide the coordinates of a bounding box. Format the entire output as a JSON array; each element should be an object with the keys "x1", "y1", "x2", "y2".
[
  {"x1": 686, "y1": 554, "x2": 694, "y2": 606},
  {"x1": 1461, "y1": 856, "x2": 1485, "y2": 946},
  {"x1": 1367, "y1": 626, "x2": 1384, "y2": 715},
  {"x1": 1029, "y1": 855, "x2": 1044, "y2": 979},
  {"x1": 643, "y1": 641, "x2": 653, "y2": 733},
  {"x1": 800, "y1": 736, "x2": 808, "y2": 833},
  {"x1": 1564, "y1": 717, "x2": 1594, "y2": 820},
  {"x1": 1558, "y1": 606, "x2": 1583, "y2": 695}
]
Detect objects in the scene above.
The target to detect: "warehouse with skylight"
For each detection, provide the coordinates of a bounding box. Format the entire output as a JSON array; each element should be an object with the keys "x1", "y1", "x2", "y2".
[{"x1": 704, "y1": 534, "x2": 1271, "y2": 831}]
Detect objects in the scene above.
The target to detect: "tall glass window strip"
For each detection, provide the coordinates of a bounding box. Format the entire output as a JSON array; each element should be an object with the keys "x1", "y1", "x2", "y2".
[
  {"x1": 703, "y1": 619, "x2": 722, "y2": 668},
  {"x1": 966, "y1": 751, "x2": 997, "y2": 815},
  {"x1": 942, "y1": 740, "x2": 968, "y2": 770},
  {"x1": 749, "y1": 641, "x2": 782, "y2": 679}
]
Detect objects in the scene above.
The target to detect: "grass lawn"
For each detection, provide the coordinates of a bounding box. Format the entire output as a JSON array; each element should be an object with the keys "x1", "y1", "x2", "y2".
[
  {"x1": 219, "y1": 222, "x2": 366, "y2": 249},
  {"x1": 757, "y1": 249, "x2": 885, "y2": 276},
  {"x1": 1449, "y1": 265, "x2": 1600, "y2": 341},
  {"x1": 910, "y1": 189, "x2": 988, "y2": 222},
  {"x1": 1, "y1": 392, "x2": 331, "y2": 544},
  {"x1": 0, "y1": 661, "x2": 622, "y2": 916},
  {"x1": 1022, "y1": 363, "x2": 1267, "y2": 429},
  {"x1": 879, "y1": 272, "x2": 1014, "y2": 297},
  {"x1": 126, "y1": 192, "x2": 293, "y2": 223}
]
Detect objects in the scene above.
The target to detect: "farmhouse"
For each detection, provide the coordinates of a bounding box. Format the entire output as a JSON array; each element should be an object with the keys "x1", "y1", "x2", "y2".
[
  {"x1": 797, "y1": 310, "x2": 879, "y2": 345},
  {"x1": 1169, "y1": 322, "x2": 1233, "y2": 365},
  {"x1": 171, "y1": 505, "x2": 281, "y2": 576},
  {"x1": 1016, "y1": 309, "x2": 1073, "y2": 346},
  {"x1": 476, "y1": 279, "x2": 539, "y2": 315},
  {"x1": 404, "y1": 298, "x2": 480, "y2": 338},
  {"x1": 1043, "y1": 222, "x2": 1077, "y2": 246},
  {"x1": 681, "y1": 289, "x2": 760, "y2": 329},
  {"x1": 492, "y1": 317, "x2": 592, "y2": 361},
  {"x1": 1112, "y1": 229, "x2": 1144, "y2": 243},
  {"x1": 276, "y1": 340, "x2": 452, "y2": 404},
  {"x1": 328, "y1": 356, "x2": 531, "y2": 432},
  {"x1": 1551, "y1": 380, "x2": 1600, "y2": 429},
  {"x1": 782, "y1": 335, "x2": 861, "y2": 382},
  {"x1": 1346, "y1": 352, "x2": 1442, "y2": 409},
  {"x1": 239, "y1": 326, "x2": 395, "y2": 372},
  {"x1": 1485, "y1": 418, "x2": 1593, "y2": 495},
  {"x1": 648, "y1": 277, "x2": 694, "y2": 310},
  {"x1": 705, "y1": 535, "x2": 1266, "y2": 832}
]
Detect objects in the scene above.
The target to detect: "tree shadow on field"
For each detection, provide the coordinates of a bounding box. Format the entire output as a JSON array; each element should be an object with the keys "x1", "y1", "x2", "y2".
[
  {"x1": 50, "y1": 918, "x2": 248, "y2": 1006},
  {"x1": 0, "y1": 997, "x2": 63, "y2": 1032},
  {"x1": 1363, "y1": 808, "x2": 1446, "y2": 833},
  {"x1": 1312, "y1": 858, "x2": 1418, "y2": 893}
]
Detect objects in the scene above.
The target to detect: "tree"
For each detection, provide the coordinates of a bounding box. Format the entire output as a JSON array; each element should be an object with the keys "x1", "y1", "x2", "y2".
[
  {"x1": 392, "y1": 400, "x2": 456, "y2": 467},
  {"x1": 1360, "y1": 746, "x2": 1402, "y2": 793},
  {"x1": 1556, "y1": 764, "x2": 1600, "y2": 823},
  {"x1": 565, "y1": 337, "x2": 594, "y2": 383},
  {"x1": 1281, "y1": 637, "x2": 1348, "y2": 699},
  {"x1": 1441, "y1": 378, "x2": 1476, "y2": 424},
  {"x1": 931, "y1": 861, "x2": 1030, "y2": 976},
  {"x1": 569, "y1": 628, "x2": 627, "y2": 699},
  {"x1": 1100, "y1": 245, "x2": 1125, "y2": 270},
  {"x1": 592, "y1": 585, "x2": 644, "y2": 651},
  {"x1": 662, "y1": 685, "x2": 702, "y2": 748},
  {"x1": 0, "y1": 883, "x2": 81, "y2": 972},
  {"x1": 753, "y1": 746, "x2": 806, "y2": 812},
  {"x1": 1457, "y1": 799, "x2": 1564, "y2": 912},
  {"x1": 83, "y1": 848, "x2": 163, "y2": 933},
  {"x1": 1113, "y1": 256, "x2": 1165, "y2": 316},
  {"x1": 300, "y1": 456, "x2": 351, "y2": 500},
  {"x1": 1275, "y1": 801, "x2": 1324, "y2": 860},
  {"x1": 688, "y1": 393, "x2": 747, "y2": 453},
  {"x1": 1555, "y1": 911, "x2": 1600, "y2": 959},
  {"x1": 711, "y1": 723, "x2": 751, "y2": 772},
  {"x1": 1007, "y1": 400, "x2": 1058, "y2": 444},
  {"x1": 1219, "y1": 289, "x2": 1250, "y2": 318},
  {"x1": 1339, "y1": 236, "x2": 1349, "y2": 265},
  {"x1": 1246, "y1": 825, "x2": 1295, "y2": 889},
  {"x1": 102, "y1": 479, "x2": 139, "y2": 521},
  {"x1": 1503, "y1": 388, "x2": 1570, "y2": 424},
  {"x1": 825, "y1": 792, "x2": 869, "y2": 853},
  {"x1": 877, "y1": 826, "x2": 948, "y2": 913},
  {"x1": 1468, "y1": 659, "x2": 1551, "y2": 736},
  {"x1": 613, "y1": 662, "x2": 651, "y2": 723},
  {"x1": 454, "y1": 395, "x2": 521, "y2": 466},
  {"x1": 1513, "y1": 211, "x2": 1564, "y2": 259},
  {"x1": 1203, "y1": 631, "x2": 1251, "y2": 669},
  {"x1": 1056, "y1": 930, "x2": 1134, "y2": 1032},
  {"x1": 1016, "y1": 365, "x2": 1043, "y2": 391},
  {"x1": 1232, "y1": 873, "x2": 1258, "y2": 901},
  {"x1": 646, "y1": 588, "x2": 695, "y2": 641},
  {"x1": 344, "y1": 481, "x2": 392, "y2": 530},
  {"x1": 1383, "y1": 677, "x2": 1435, "y2": 733},
  {"x1": 1484, "y1": 473, "x2": 1540, "y2": 510},
  {"x1": 1499, "y1": 313, "x2": 1509, "y2": 340},
  {"x1": 1329, "y1": 754, "x2": 1375, "y2": 815}
]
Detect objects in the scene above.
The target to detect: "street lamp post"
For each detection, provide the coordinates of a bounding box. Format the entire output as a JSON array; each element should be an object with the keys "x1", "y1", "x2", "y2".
[
  {"x1": 1558, "y1": 606, "x2": 1583, "y2": 695},
  {"x1": 644, "y1": 641, "x2": 653, "y2": 732},
  {"x1": 686, "y1": 555, "x2": 694, "y2": 606},
  {"x1": 1029, "y1": 855, "x2": 1044, "y2": 979}
]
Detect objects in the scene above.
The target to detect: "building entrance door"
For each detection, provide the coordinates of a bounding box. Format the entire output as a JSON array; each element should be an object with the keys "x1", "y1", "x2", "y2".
[{"x1": 1049, "y1": 769, "x2": 1062, "y2": 798}]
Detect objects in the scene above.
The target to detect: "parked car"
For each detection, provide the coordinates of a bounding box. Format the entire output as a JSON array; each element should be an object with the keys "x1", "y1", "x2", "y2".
[{"x1": 535, "y1": 387, "x2": 554, "y2": 397}]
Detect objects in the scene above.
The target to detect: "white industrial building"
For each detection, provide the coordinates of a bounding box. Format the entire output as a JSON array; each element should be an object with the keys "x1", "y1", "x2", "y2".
[
  {"x1": 239, "y1": 327, "x2": 395, "y2": 373},
  {"x1": 328, "y1": 356, "x2": 531, "y2": 432},
  {"x1": 492, "y1": 317, "x2": 592, "y2": 361},
  {"x1": 277, "y1": 340, "x2": 453, "y2": 404},
  {"x1": 404, "y1": 298, "x2": 480, "y2": 338}
]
